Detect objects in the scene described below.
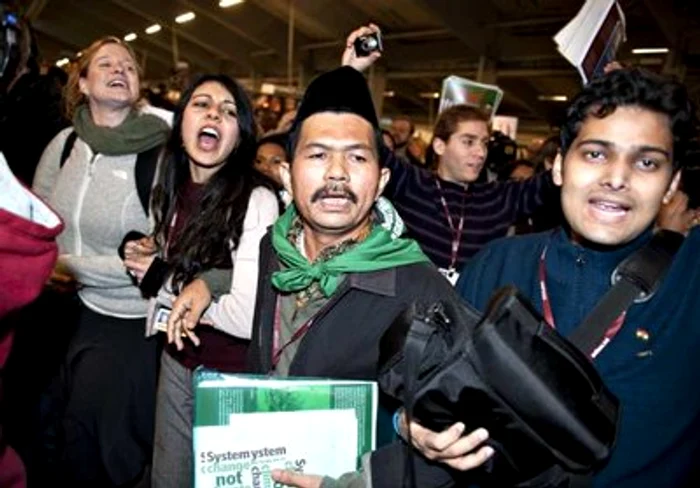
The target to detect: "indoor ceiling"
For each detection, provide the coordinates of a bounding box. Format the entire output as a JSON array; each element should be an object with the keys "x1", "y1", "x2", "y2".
[{"x1": 24, "y1": 0, "x2": 700, "y2": 137}]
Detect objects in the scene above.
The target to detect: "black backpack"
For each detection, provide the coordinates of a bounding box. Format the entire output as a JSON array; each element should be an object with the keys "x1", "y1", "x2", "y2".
[{"x1": 59, "y1": 130, "x2": 162, "y2": 216}]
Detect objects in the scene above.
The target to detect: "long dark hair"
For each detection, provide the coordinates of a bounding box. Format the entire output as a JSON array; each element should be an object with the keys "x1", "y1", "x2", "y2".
[{"x1": 152, "y1": 73, "x2": 264, "y2": 289}]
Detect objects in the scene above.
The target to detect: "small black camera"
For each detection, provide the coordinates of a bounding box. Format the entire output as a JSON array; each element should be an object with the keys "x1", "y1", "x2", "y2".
[{"x1": 354, "y1": 32, "x2": 383, "y2": 57}]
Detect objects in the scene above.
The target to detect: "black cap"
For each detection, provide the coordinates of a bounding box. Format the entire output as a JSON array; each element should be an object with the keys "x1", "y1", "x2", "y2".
[{"x1": 291, "y1": 66, "x2": 379, "y2": 131}]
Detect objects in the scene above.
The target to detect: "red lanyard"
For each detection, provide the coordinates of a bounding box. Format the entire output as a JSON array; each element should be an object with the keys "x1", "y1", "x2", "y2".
[
  {"x1": 271, "y1": 297, "x2": 314, "y2": 369},
  {"x1": 435, "y1": 179, "x2": 467, "y2": 270},
  {"x1": 538, "y1": 246, "x2": 626, "y2": 359}
]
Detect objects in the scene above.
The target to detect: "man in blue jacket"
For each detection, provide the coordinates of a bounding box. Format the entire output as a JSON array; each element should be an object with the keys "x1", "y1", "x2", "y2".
[{"x1": 445, "y1": 67, "x2": 700, "y2": 486}]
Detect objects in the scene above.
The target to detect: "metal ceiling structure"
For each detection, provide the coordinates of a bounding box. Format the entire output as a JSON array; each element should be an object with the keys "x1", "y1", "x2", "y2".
[{"x1": 27, "y1": 0, "x2": 700, "y2": 138}]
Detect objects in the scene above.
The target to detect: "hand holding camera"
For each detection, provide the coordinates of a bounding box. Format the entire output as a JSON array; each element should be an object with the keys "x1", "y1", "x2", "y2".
[{"x1": 341, "y1": 23, "x2": 383, "y2": 73}]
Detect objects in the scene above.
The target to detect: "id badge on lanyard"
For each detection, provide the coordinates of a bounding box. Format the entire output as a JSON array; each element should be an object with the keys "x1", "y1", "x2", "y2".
[
  {"x1": 435, "y1": 179, "x2": 466, "y2": 287},
  {"x1": 439, "y1": 267, "x2": 460, "y2": 286}
]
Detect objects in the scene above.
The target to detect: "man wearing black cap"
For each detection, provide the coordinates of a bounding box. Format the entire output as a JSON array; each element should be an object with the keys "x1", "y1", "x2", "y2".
[{"x1": 246, "y1": 66, "x2": 492, "y2": 487}]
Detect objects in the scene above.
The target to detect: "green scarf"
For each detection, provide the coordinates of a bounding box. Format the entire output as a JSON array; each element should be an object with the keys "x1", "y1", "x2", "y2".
[
  {"x1": 271, "y1": 203, "x2": 429, "y2": 297},
  {"x1": 72, "y1": 104, "x2": 170, "y2": 155}
]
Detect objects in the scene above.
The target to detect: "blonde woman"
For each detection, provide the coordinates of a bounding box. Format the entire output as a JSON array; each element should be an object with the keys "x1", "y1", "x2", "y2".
[{"x1": 32, "y1": 36, "x2": 170, "y2": 486}]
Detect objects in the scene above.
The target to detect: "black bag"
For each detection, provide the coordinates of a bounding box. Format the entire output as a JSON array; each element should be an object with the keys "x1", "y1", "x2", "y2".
[{"x1": 378, "y1": 230, "x2": 684, "y2": 487}]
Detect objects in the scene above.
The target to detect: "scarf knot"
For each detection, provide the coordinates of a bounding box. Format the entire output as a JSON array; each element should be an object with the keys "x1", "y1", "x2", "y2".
[
  {"x1": 271, "y1": 202, "x2": 428, "y2": 297},
  {"x1": 307, "y1": 264, "x2": 327, "y2": 281}
]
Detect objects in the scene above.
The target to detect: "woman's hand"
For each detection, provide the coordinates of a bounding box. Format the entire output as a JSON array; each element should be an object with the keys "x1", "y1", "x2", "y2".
[
  {"x1": 123, "y1": 254, "x2": 156, "y2": 282},
  {"x1": 123, "y1": 236, "x2": 157, "y2": 282},
  {"x1": 166, "y1": 278, "x2": 212, "y2": 350},
  {"x1": 124, "y1": 236, "x2": 156, "y2": 257}
]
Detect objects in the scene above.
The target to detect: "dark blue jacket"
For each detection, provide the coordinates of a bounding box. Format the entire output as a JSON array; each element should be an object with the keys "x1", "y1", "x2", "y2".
[{"x1": 456, "y1": 227, "x2": 700, "y2": 487}]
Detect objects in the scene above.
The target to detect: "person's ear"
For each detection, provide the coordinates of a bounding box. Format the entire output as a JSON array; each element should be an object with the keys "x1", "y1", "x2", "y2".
[
  {"x1": 78, "y1": 76, "x2": 89, "y2": 97},
  {"x1": 552, "y1": 153, "x2": 564, "y2": 187},
  {"x1": 432, "y1": 137, "x2": 446, "y2": 157},
  {"x1": 279, "y1": 161, "x2": 293, "y2": 196},
  {"x1": 662, "y1": 170, "x2": 682, "y2": 204},
  {"x1": 376, "y1": 167, "x2": 391, "y2": 199}
]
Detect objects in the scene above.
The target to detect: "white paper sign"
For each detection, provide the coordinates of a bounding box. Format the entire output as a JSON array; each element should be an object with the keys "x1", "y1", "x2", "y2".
[{"x1": 194, "y1": 409, "x2": 358, "y2": 487}]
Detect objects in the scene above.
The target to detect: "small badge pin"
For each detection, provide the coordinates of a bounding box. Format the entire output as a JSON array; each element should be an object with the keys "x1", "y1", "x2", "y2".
[{"x1": 635, "y1": 328, "x2": 650, "y2": 342}]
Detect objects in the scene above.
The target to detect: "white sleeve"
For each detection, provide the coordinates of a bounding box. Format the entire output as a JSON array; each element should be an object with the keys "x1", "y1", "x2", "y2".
[{"x1": 203, "y1": 187, "x2": 279, "y2": 339}]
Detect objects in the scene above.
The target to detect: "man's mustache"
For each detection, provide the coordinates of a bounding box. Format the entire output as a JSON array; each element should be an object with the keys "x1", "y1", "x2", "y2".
[{"x1": 311, "y1": 183, "x2": 358, "y2": 204}]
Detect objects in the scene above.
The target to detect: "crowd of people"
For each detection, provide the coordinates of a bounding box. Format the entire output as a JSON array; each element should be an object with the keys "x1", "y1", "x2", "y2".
[{"x1": 1, "y1": 11, "x2": 700, "y2": 488}]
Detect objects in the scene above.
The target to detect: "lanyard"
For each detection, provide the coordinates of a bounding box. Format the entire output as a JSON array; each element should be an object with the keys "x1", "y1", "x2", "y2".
[
  {"x1": 271, "y1": 297, "x2": 314, "y2": 369},
  {"x1": 538, "y1": 246, "x2": 626, "y2": 359},
  {"x1": 435, "y1": 178, "x2": 467, "y2": 270}
]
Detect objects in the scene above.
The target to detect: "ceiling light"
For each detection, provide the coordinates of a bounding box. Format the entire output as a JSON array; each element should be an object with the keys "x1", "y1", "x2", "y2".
[
  {"x1": 76, "y1": 51, "x2": 83, "y2": 57},
  {"x1": 419, "y1": 91, "x2": 440, "y2": 99},
  {"x1": 384, "y1": 90, "x2": 395, "y2": 97},
  {"x1": 124, "y1": 33, "x2": 137, "y2": 42},
  {"x1": 538, "y1": 95, "x2": 568, "y2": 102},
  {"x1": 219, "y1": 0, "x2": 244, "y2": 7},
  {"x1": 631, "y1": 47, "x2": 669, "y2": 55},
  {"x1": 55, "y1": 58, "x2": 70, "y2": 68},
  {"x1": 175, "y1": 12, "x2": 195, "y2": 24},
  {"x1": 145, "y1": 24, "x2": 162, "y2": 34}
]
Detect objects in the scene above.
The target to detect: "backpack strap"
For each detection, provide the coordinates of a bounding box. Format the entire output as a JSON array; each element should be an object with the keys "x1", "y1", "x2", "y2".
[
  {"x1": 568, "y1": 229, "x2": 685, "y2": 356},
  {"x1": 133, "y1": 144, "x2": 163, "y2": 217},
  {"x1": 59, "y1": 131, "x2": 78, "y2": 169}
]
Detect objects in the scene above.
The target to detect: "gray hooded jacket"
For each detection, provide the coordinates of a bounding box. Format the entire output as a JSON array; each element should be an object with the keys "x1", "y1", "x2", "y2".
[{"x1": 33, "y1": 126, "x2": 163, "y2": 318}]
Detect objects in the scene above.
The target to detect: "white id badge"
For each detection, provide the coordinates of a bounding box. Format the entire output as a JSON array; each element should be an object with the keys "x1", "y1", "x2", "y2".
[
  {"x1": 438, "y1": 267, "x2": 460, "y2": 286},
  {"x1": 154, "y1": 305, "x2": 172, "y2": 333}
]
